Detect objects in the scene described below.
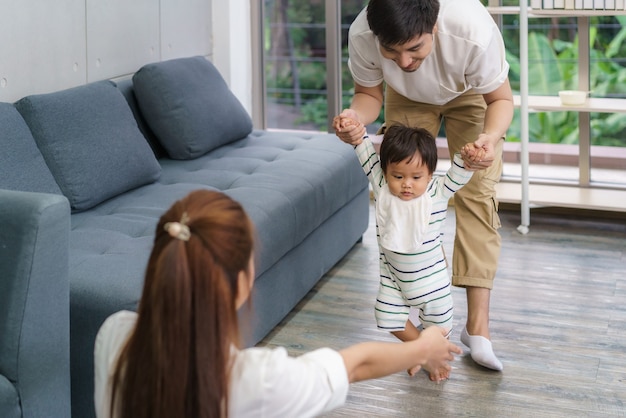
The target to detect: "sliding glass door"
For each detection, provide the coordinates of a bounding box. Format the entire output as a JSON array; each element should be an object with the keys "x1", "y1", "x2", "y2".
[{"x1": 254, "y1": 0, "x2": 369, "y2": 132}]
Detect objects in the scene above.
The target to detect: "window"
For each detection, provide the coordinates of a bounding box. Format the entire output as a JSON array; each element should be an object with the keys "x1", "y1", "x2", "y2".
[
  {"x1": 252, "y1": 1, "x2": 626, "y2": 201},
  {"x1": 259, "y1": 0, "x2": 370, "y2": 131}
]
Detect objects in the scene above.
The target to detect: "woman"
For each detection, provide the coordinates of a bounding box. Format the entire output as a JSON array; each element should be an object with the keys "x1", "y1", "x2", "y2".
[{"x1": 94, "y1": 189, "x2": 461, "y2": 418}]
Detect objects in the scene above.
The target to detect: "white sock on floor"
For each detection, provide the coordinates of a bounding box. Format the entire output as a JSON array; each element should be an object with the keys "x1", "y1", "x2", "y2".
[{"x1": 460, "y1": 327, "x2": 503, "y2": 371}]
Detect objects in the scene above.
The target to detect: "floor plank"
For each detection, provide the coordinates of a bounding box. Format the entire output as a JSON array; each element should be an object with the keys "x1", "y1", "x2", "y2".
[{"x1": 258, "y1": 202, "x2": 626, "y2": 417}]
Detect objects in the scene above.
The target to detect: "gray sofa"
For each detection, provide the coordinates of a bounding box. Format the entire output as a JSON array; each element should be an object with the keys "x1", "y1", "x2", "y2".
[{"x1": 0, "y1": 56, "x2": 369, "y2": 418}]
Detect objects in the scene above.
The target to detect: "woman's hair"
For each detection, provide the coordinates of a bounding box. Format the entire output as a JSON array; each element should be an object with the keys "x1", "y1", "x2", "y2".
[
  {"x1": 366, "y1": 0, "x2": 440, "y2": 47},
  {"x1": 379, "y1": 124, "x2": 438, "y2": 175},
  {"x1": 110, "y1": 190, "x2": 254, "y2": 418}
]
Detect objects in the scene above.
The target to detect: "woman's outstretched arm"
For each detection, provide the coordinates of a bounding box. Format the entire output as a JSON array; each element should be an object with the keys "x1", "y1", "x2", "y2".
[{"x1": 339, "y1": 326, "x2": 462, "y2": 383}]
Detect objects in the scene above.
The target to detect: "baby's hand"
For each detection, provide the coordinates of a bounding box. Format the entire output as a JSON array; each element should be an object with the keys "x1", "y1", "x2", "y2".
[
  {"x1": 461, "y1": 143, "x2": 486, "y2": 162},
  {"x1": 339, "y1": 116, "x2": 358, "y2": 129},
  {"x1": 333, "y1": 110, "x2": 365, "y2": 145}
]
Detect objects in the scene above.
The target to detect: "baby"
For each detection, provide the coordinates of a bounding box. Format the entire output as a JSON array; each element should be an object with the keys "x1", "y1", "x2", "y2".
[{"x1": 336, "y1": 117, "x2": 476, "y2": 381}]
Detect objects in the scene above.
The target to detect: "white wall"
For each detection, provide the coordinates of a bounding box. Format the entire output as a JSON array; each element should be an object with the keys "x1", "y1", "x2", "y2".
[
  {"x1": 0, "y1": 0, "x2": 213, "y2": 103},
  {"x1": 211, "y1": 0, "x2": 252, "y2": 114}
]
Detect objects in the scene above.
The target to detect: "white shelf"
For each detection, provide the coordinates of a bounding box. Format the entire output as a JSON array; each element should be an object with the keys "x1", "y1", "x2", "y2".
[
  {"x1": 494, "y1": 2, "x2": 626, "y2": 232},
  {"x1": 496, "y1": 182, "x2": 626, "y2": 213},
  {"x1": 513, "y1": 95, "x2": 626, "y2": 113},
  {"x1": 487, "y1": 6, "x2": 626, "y2": 16}
]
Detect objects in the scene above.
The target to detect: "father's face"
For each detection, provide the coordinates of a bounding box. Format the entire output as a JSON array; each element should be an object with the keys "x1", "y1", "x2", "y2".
[{"x1": 379, "y1": 27, "x2": 436, "y2": 73}]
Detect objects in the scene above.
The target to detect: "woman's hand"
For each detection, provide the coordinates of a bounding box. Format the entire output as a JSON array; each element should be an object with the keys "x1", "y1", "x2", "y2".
[
  {"x1": 340, "y1": 326, "x2": 461, "y2": 384},
  {"x1": 409, "y1": 327, "x2": 462, "y2": 382}
]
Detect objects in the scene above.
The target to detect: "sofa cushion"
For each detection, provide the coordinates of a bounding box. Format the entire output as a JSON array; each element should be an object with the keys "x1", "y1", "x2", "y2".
[
  {"x1": 156, "y1": 130, "x2": 368, "y2": 275},
  {"x1": 0, "y1": 102, "x2": 62, "y2": 195},
  {"x1": 68, "y1": 129, "x2": 367, "y2": 314},
  {"x1": 132, "y1": 56, "x2": 253, "y2": 160},
  {"x1": 115, "y1": 78, "x2": 167, "y2": 159},
  {"x1": 15, "y1": 81, "x2": 161, "y2": 212}
]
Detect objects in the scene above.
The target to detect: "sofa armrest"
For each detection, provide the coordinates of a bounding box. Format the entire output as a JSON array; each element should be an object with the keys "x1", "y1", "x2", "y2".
[{"x1": 0, "y1": 189, "x2": 71, "y2": 418}]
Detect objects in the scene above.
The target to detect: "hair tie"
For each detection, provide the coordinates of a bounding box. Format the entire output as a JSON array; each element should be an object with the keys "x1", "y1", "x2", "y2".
[{"x1": 164, "y1": 212, "x2": 191, "y2": 241}]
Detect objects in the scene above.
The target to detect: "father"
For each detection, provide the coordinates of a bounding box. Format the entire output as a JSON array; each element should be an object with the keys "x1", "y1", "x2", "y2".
[{"x1": 333, "y1": 0, "x2": 513, "y2": 371}]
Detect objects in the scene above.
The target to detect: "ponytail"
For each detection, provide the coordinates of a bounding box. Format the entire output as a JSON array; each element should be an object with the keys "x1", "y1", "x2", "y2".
[{"x1": 111, "y1": 190, "x2": 254, "y2": 418}]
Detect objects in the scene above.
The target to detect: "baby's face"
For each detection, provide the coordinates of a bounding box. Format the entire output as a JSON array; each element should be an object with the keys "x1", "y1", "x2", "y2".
[{"x1": 384, "y1": 155, "x2": 432, "y2": 201}]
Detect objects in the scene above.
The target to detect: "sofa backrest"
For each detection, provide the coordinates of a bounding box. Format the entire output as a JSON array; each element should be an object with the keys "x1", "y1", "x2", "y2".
[
  {"x1": 0, "y1": 102, "x2": 62, "y2": 195},
  {"x1": 2, "y1": 56, "x2": 253, "y2": 212}
]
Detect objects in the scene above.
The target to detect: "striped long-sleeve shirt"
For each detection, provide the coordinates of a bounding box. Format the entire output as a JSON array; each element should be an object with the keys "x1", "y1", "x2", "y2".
[{"x1": 355, "y1": 136, "x2": 474, "y2": 331}]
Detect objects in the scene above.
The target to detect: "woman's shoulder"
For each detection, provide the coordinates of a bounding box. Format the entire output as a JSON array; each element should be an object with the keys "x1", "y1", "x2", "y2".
[
  {"x1": 94, "y1": 310, "x2": 138, "y2": 417},
  {"x1": 98, "y1": 310, "x2": 137, "y2": 337},
  {"x1": 95, "y1": 311, "x2": 137, "y2": 361}
]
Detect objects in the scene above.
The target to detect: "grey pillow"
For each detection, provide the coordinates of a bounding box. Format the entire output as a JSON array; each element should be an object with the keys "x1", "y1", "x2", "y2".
[
  {"x1": 132, "y1": 56, "x2": 253, "y2": 160},
  {"x1": 15, "y1": 81, "x2": 161, "y2": 212},
  {"x1": 115, "y1": 78, "x2": 167, "y2": 159},
  {"x1": 0, "y1": 102, "x2": 63, "y2": 195}
]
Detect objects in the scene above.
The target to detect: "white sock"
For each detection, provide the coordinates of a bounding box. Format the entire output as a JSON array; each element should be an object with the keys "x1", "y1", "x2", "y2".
[{"x1": 460, "y1": 327, "x2": 503, "y2": 371}]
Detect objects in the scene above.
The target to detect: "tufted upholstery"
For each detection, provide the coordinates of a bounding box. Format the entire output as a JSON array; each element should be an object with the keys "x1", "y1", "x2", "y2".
[
  {"x1": 159, "y1": 130, "x2": 365, "y2": 273},
  {"x1": 69, "y1": 130, "x2": 365, "y2": 295}
]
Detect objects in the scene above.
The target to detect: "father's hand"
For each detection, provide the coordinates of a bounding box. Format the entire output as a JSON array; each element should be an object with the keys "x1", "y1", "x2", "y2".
[
  {"x1": 461, "y1": 133, "x2": 500, "y2": 171},
  {"x1": 333, "y1": 109, "x2": 366, "y2": 145}
]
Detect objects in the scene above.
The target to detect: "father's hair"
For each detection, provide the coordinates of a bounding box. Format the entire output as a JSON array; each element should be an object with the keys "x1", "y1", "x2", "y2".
[
  {"x1": 380, "y1": 124, "x2": 438, "y2": 175},
  {"x1": 367, "y1": 0, "x2": 440, "y2": 46}
]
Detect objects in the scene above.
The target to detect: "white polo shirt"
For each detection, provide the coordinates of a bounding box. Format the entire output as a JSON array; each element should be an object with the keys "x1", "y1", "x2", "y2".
[
  {"x1": 94, "y1": 310, "x2": 349, "y2": 418},
  {"x1": 347, "y1": 0, "x2": 509, "y2": 105}
]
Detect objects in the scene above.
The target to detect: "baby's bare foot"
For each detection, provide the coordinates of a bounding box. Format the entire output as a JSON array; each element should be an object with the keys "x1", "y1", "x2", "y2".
[
  {"x1": 427, "y1": 366, "x2": 449, "y2": 382},
  {"x1": 411, "y1": 364, "x2": 449, "y2": 382}
]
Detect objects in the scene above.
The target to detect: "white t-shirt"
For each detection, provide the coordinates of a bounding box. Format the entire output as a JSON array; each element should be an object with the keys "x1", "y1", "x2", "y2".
[
  {"x1": 348, "y1": 0, "x2": 509, "y2": 105},
  {"x1": 94, "y1": 310, "x2": 349, "y2": 418},
  {"x1": 376, "y1": 184, "x2": 433, "y2": 253}
]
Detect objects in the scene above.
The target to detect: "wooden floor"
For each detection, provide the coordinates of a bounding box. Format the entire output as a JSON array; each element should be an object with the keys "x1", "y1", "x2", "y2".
[{"x1": 258, "y1": 201, "x2": 626, "y2": 417}]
